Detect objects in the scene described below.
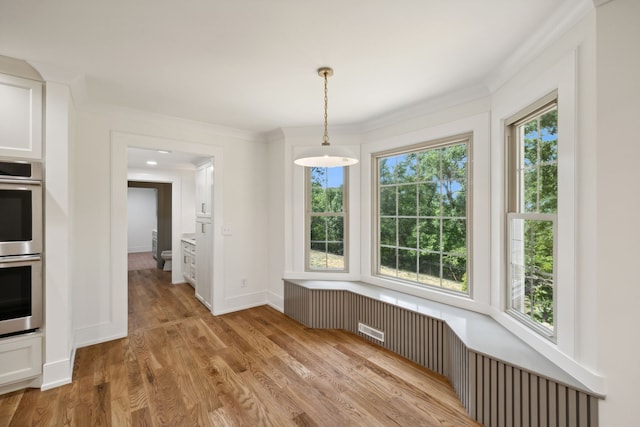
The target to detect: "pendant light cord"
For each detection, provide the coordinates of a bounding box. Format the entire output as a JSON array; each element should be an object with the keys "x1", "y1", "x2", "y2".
[{"x1": 322, "y1": 70, "x2": 330, "y2": 147}]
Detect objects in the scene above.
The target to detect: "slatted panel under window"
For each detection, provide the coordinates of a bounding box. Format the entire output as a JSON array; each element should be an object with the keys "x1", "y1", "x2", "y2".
[{"x1": 283, "y1": 281, "x2": 599, "y2": 427}]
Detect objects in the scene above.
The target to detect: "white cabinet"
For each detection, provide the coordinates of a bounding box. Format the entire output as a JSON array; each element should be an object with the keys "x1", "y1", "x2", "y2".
[
  {"x1": 0, "y1": 333, "x2": 42, "y2": 387},
  {"x1": 193, "y1": 160, "x2": 214, "y2": 309},
  {"x1": 0, "y1": 73, "x2": 43, "y2": 159},
  {"x1": 195, "y1": 162, "x2": 213, "y2": 218},
  {"x1": 181, "y1": 239, "x2": 196, "y2": 287},
  {"x1": 195, "y1": 219, "x2": 212, "y2": 309},
  {"x1": 152, "y1": 229, "x2": 158, "y2": 260}
]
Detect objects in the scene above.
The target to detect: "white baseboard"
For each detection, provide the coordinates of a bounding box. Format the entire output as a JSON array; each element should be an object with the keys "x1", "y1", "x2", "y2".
[
  {"x1": 74, "y1": 323, "x2": 127, "y2": 349},
  {"x1": 213, "y1": 291, "x2": 268, "y2": 315},
  {"x1": 0, "y1": 376, "x2": 41, "y2": 395},
  {"x1": 41, "y1": 355, "x2": 74, "y2": 390},
  {"x1": 267, "y1": 291, "x2": 283, "y2": 312},
  {"x1": 128, "y1": 246, "x2": 152, "y2": 253}
]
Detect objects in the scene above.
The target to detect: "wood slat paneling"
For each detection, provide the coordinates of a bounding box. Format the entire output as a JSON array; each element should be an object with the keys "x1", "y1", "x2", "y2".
[
  {"x1": 464, "y1": 352, "x2": 599, "y2": 427},
  {"x1": 284, "y1": 280, "x2": 600, "y2": 427}
]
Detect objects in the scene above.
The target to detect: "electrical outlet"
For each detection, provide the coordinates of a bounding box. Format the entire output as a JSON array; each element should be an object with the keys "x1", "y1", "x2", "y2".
[{"x1": 241, "y1": 278, "x2": 247, "y2": 288}]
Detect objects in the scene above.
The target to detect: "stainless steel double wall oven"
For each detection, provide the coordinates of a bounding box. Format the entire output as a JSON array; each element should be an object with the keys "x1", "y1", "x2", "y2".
[{"x1": 0, "y1": 159, "x2": 43, "y2": 337}]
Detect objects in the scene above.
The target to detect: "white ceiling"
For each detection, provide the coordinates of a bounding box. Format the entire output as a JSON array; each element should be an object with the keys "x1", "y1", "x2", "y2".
[{"x1": 0, "y1": 0, "x2": 591, "y2": 135}]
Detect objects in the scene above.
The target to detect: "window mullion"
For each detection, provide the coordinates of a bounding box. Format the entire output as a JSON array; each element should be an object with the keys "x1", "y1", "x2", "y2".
[{"x1": 536, "y1": 116, "x2": 541, "y2": 213}]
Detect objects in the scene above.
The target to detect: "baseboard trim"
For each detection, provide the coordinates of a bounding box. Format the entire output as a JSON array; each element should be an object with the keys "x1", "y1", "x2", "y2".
[{"x1": 41, "y1": 342, "x2": 77, "y2": 391}]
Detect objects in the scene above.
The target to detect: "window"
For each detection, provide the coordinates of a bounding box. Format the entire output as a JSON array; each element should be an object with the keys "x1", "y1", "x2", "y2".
[
  {"x1": 506, "y1": 93, "x2": 557, "y2": 338},
  {"x1": 306, "y1": 166, "x2": 348, "y2": 271},
  {"x1": 374, "y1": 134, "x2": 470, "y2": 294}
]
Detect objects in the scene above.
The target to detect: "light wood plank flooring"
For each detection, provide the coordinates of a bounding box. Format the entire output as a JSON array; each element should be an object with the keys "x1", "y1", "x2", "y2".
[
  {"x1": 1, "y1": 268, "x2": 481, "y2": 426},
  {"x1": 127, "y1": 251, "x2": 158, "y2": 271}
]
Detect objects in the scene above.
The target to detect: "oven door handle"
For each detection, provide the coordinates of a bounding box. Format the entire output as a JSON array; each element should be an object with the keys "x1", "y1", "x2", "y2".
[
  {"x1": 0, "y1": 254, "x2": 42, "y2": 263},
  {"x1": 0, "y1": 179, "x2": 42, "y2": 186}
]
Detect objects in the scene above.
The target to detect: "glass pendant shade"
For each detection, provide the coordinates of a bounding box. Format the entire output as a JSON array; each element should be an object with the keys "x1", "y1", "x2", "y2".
[{"x1": 294, "y1": 145, "x2": 359, "y2": 167}]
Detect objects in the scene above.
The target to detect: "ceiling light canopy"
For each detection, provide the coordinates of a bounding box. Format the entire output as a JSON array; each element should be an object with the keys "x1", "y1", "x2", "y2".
[{"x1": 294, "y1": 67, "x2": 359, "y2": 168}]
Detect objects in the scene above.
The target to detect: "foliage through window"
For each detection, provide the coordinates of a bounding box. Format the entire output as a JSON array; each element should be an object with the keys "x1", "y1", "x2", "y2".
[
  {"x1": 306, "y1": 167, "x2": 347, "y2": 271},
  {"x1": 507, "y1": 95, "x2": 557, "y2": 338},
  {"x1": 375, "y1": 135, "x2": 470, "y2": 294}
]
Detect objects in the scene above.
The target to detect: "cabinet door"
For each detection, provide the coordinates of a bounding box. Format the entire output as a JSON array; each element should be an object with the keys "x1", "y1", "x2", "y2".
[
  {"x1": 195, "y1": 163, "x2": 213, "y2": 217},
  {"x1": 181, "y1": 242, "x2": 190, "y2": 282},
  {"x1": 195, "y1": 221, "x2": 212, "y2": 309},
  {"x1": 152, "y1": 231, "x2": 158, "y2": 260},
  {"x1": 0, "y1": 74, "x2": 43, "y2": 159},
  {"x1": 0, "y1": 334, "x2": 42, "y2": 385}
]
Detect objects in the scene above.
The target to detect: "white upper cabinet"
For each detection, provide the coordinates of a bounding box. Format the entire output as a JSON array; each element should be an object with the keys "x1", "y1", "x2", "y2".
[
  {"x1": 0, "y1": 73, "x2": 43, "y2": 159},
  {"x1": 195, "y1": 161, "x2": 213, "y2": 218}
]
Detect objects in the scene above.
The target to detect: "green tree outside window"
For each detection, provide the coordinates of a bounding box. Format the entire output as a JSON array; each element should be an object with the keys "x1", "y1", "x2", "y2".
[{"x1": 377, "y1": 138, "x2": 469, "y2": 293}]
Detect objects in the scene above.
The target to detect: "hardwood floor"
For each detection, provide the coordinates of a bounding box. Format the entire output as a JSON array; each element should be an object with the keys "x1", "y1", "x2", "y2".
[
  {"x1": 0, "y1": 269, "x2": 481, "y2": 427},
  {"x1": 127, "y1": 252, "x2": 158, "y2": 271}
]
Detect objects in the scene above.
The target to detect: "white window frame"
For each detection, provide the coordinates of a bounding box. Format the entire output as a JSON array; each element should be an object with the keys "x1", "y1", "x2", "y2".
[
  {"x1": 505, "y1": 93, "x2": 558, "y2": 341},
  {"x1": 372, "y1": 133, "x2": 472, "y2": 296},
  {"x1": 304, "y1": 166, "x2": 349, "y2": 273}
]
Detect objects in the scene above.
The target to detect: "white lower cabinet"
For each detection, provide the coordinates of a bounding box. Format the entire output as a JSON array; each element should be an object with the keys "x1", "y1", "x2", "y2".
[
  {"x1": 0, "y1": 333, "x2": 42, "y2": 387},
  {"x1": 152, "y1": 229, "x2": 158, "y2": 260},
  {"x1": 181, "y1": 240, "x2": 196, "y2": 287}
]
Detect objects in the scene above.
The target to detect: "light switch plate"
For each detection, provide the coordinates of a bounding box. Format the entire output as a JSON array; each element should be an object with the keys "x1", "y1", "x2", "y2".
[{"x1": 222, "y1": 224, "x2": 232, "y2": 236}]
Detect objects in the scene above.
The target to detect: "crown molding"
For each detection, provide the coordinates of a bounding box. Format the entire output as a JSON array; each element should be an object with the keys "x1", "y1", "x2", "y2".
[
  {"x1": 484, "y1": 0, "x2": 594, "y2": 94},
  {"x1": 360, "y1": 83, "x2": 491, "y2": 133},
  {"x1": 0, "y1": 54, "x2": 43, "y2": 81}
]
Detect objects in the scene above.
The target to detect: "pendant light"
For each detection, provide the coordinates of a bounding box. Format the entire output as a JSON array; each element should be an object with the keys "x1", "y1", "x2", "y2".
[{"x1": 294, "y1": 67, "x2": 359, "y2": 167}]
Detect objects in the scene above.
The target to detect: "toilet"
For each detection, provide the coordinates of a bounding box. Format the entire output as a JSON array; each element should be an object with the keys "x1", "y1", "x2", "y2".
[{"x1": 161, "y1": 250, "x2": 172, "y2": 271}]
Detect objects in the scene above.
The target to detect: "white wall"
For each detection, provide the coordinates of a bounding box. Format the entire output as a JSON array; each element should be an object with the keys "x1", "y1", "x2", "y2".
[
  {"x1": 490, "y1": 12, "x2": 602, "y2": 394},
  {"x1": 42, "y1": 81, "x2": 75, "y2": 389},
  {"x1": 266, "y1": 130, "x2": 285, "y2": 310},
  {"x1": 595, "y1": 0, "x2": 640, "y2": 424},
  {"x1": 127, "y1": 187, "x2": 157, "y2": 253},
  {"x1": 72, "y1": 109, "x2": 268, "y2": 347}
]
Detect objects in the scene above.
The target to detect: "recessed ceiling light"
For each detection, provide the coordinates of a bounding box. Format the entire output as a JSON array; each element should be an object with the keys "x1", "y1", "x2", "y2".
[
  {"x1": 146, "y1": 160, "x2": 157, "y2": 166},
  {"x1": 157, "y1": 150, "x2": 171, "y2": 154}
]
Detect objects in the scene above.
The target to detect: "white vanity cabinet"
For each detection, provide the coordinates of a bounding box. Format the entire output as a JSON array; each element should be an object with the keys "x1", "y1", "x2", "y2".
[
  {"x1": 181, "y1": 239, "x2": 196, "y2": 287},
  {"x1": 152, "y1": 229, "x2": 158, "y2": 260},
  {"x1": 0, "y1": 73, "x2": 43, "y2": 159}
]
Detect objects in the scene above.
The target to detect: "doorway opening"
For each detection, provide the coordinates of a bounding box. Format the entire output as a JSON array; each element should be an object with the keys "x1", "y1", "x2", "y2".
[
  {"x1": 127, "y1": 181, "x2": 172, "y2": 271},
  {"x1": 110, "y1": 131, "x2": 224, "y2": 342}
]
